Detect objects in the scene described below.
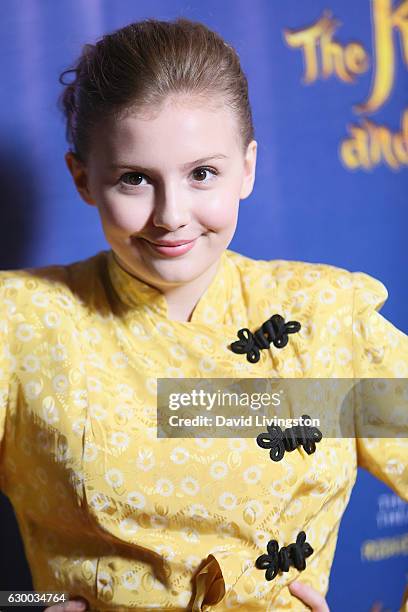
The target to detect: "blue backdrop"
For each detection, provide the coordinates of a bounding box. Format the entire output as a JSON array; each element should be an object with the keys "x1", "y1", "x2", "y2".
[{"x1": 0, "y1": 1, "x2": 407, "y2": 610}]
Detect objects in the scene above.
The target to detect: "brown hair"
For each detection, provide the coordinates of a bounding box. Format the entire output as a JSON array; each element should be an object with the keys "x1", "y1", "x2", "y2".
[{"x1": 57, "y1": 17, "x2": 255, "y2": 164}]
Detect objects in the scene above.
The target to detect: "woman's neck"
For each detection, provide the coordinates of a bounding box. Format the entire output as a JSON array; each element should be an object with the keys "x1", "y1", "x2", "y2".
[{"x1": 160, "y1": 257, "x2": 221, "y2": 322}]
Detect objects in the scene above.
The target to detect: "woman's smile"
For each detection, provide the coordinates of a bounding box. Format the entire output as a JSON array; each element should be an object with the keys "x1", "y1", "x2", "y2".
[{"x1": 140, "y1": 235, "x2": 200, "y2": 257}]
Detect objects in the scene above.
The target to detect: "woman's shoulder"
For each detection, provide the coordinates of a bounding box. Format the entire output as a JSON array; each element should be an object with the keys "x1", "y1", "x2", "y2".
[
  {"x1": 225, "y1": 248, "x2": 387, "y2": 299},
  {"x1": 226, "y1": 247, "x2": 351, "y2": 278},
  {"x1": 0, "y1": 250, "x2": 103, "y2": 280},
  {"x1": 0, "y1": 250, "x2": 109, "y2": 316}
]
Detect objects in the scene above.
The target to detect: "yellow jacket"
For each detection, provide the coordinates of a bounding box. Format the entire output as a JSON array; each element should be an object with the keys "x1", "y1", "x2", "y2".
[{"x1": 0, "y1": 248, "x2": 407, "y2": 611}]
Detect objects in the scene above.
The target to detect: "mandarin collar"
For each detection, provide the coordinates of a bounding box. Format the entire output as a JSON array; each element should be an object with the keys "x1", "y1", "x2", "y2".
[{"x1": 106, "y1": 248, "x2": 233, "y2": 324}]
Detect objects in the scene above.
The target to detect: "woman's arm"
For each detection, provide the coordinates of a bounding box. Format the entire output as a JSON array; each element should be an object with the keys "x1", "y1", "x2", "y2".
[{"x1": 351, "y1": 270, "x2": 408, "y2": 501}]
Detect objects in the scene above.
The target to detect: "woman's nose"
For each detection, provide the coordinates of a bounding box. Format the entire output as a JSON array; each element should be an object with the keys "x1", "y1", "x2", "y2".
[{"x1": 152, "y1": 185, "x2": 192, "y2": 229}]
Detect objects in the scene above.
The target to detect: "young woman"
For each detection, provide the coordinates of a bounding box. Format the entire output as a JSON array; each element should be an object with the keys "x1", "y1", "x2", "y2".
[{"x1": 1, "y1": 16, "x2": 407, "y2": 612}]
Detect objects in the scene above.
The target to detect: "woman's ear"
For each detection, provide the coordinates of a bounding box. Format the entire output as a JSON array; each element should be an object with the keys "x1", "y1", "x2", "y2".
[
  {"x1": 64, "y1": 151, "x2": 97, "y2": 206},
  {"x1": 240, "y1": 139, "x2": 257, "y2": 200}
]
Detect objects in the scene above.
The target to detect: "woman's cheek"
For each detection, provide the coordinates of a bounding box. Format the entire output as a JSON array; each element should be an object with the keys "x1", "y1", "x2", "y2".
[
  {"x1": 100, "y1": 196, "x2": 151, "y2": 232},
  {"x1": 197, "y1": 193, "x2": 239, "y2": 230}
]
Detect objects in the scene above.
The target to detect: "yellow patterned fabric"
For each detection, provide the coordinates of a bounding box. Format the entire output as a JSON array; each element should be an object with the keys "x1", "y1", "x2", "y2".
[{"x1": 0, "y1": 248, "x2": 407, "y2": 611}]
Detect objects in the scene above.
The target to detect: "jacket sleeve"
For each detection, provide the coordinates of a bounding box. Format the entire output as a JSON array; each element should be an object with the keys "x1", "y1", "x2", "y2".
[
  {"x1": 0, "y1": 276, "x2": 10, "y2": 488},
  {"x1": 0, "y1": 272, "x2": 20, "y2": 492},
  {"x1": 351, "y1": 270, "x2": 408, "y2": 503}
]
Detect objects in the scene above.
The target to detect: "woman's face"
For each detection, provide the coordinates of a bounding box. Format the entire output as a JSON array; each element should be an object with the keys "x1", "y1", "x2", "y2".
[{"x1": 65, "y1": 95, "x2": 257, "y2": 290}]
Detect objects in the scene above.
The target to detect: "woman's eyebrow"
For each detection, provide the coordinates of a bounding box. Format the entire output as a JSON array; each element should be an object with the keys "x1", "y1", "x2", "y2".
[{"x1": 109, "y1": 154, "x2": 229, "y2": 171}]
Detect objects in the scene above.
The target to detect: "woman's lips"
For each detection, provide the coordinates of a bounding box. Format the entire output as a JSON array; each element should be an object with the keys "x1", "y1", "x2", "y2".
[{"x1": 141, "y1": 237, "x2": 199, "y2": 256}]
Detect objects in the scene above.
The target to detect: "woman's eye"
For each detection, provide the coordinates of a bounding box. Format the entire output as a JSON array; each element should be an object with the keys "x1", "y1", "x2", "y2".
[
  {"x1": 191, "y1": 166, "x2": 218, "y2": 182},
  {"x1": 120, "y1": 172, "x2": 146, "y2": 187},
  {"x1": 118, "y1": 166, "x2": 218, "y2": 189}
]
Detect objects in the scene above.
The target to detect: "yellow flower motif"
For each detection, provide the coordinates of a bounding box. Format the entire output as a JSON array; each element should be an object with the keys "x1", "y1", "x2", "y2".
[{"x1": 16, "y1": 323, "x2": 35, "y2": 342}]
